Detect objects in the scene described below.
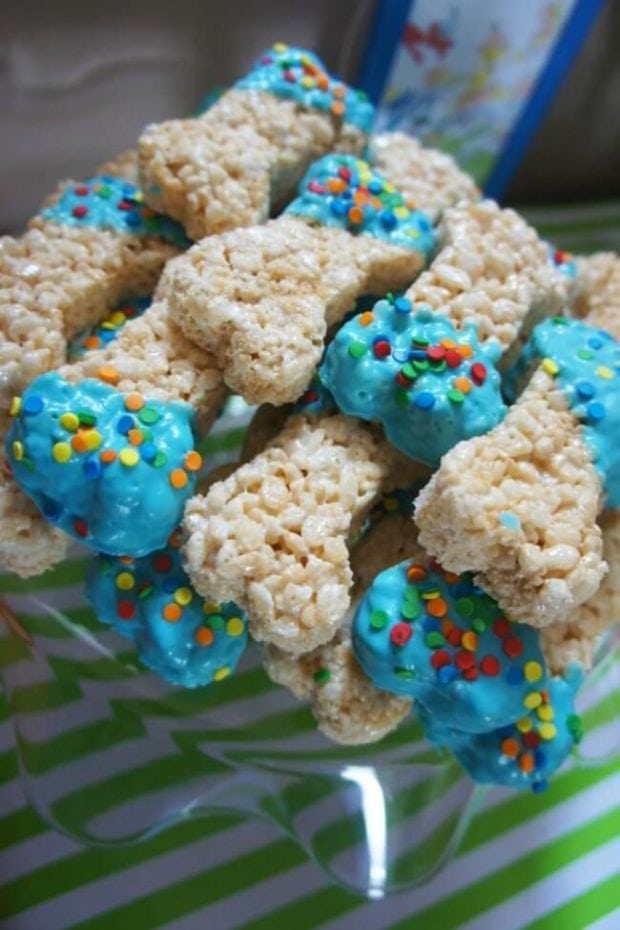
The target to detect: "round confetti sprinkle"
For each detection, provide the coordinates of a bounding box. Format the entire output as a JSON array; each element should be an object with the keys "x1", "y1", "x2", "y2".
[
  {"x1": 195, "y1": 626, "x2": 214, "y2": 647},
  {"x1": 226, "y1": 617, "x2": 245, "y2": 637},
  {"x1": 119, "y1": 448, "x2": 140, "y2": 468},
  {"x1": 138, "y1": 407, "x2": 160, "y2": 425},
  {"x1": 12, "y1": 441, "x2": 23, "y2": 461},
  {"x1": 214, "y1": 667, "x2": 231, "y2": 681},
  {"x1": 524, "y1": 660, "x2": 543, "y2": 683},
  {"x1": 60, "y1": 412, "x2": 79, "y2": 431},
  {"x1": 162, "y1": 603, "x2": 182, "y2": 623},
  {"x1": 52, "y1": 442, "x2": 72, "y2": 463},
  {"x1": 184, "y1": 451, "x2": 203, "y2": 472},
  {"x1": 116, "y1": 572, "x2": 135, "y2": 591},
  {"x1": 174, "y1": 587, "x2": 193, "y2": 606},
  {"x1": 170, "y1": 469, "x2": 188, "y2": 489}
]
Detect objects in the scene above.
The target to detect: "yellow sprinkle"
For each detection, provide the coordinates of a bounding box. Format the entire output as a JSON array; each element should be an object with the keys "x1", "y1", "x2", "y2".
[
  {"x1": 119, "y1": 448, "x2": 140, "y2": 467},
  {"x1": 394, "y1": 205, "x2": 409, "y2": 219},
  {"x1": 101, "y1": 322, "x2": 116, "y2": 331},
  {"x1": 383, "y1": 182, "x2": 395, "y2": 193},
  {"x1": 301, "y1": 76, "x2": 315, "y2": 89},
  {"x1": 406, "y1": 228, "x2": 420, "y2": 238},
  {"x1": 539, "y1": 722, "x2": 557, "y2": 741},
  {"x1": 461, "y1": 631, "x2": 477, "y2": 652},
  {"x1": 537, "y1": 704, "x2": 555, "y2": 721},
  {"x1": 174, "y1": 587, "x2": 193, "y2": 607},
  {"x1": 9, "y1": 397, "x2": 21, "y2": 417},
  {"x1": 110, "y1": 311, "x2": 127, "y2": 327},
  {"x1": 12, "y1": 440, "x2": 24, "y2": 461},
  {"x1": 226, "y1": 617, "x2": 245, "y2": 637},
  {"x1": 273, "y1": 41, "x2": 288, "y2": 52},
  {"x1": 85, "y1": 430, "x2": 103, "y2": 452},
  {"x1": 421, "y1": 589, "x2": 441, "y2": 600},
  {"x1": 52, "y1": 442, "x2": 71, "y2": 463},
  {"x1": 523, "y1": 691, "x2": 543, "y2": 710},
  {"x1": 214, "y1": 667, "x2": 231, "y2": 681},
  {"x1": 596, "y1": 365, "x2": 614, "y2": 379},
  {"x1": 203, "y1": 601, "x2": 221, "y2": 615},
  {"x1": 116, "y1": 572, "x2": 135, "y2": 591},
  {"x1": 60, "y1": 412, "x2": 80, "y2": 432},
  {"x1": 524, "y1": 660, "x2": 543, "y2": 683},
  {"x1": 516, "y1": 716, "x2": 533, "y2": 733},
  {"x1": 542, "y1": 357, "x2": 559, "y2": 376}
]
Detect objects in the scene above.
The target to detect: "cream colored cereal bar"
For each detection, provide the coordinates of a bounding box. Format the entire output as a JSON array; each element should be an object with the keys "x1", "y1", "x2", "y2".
[
  {"x1": 96, "y1": 149, "x2": 140, "y2": 184},
  {"x1": 370, "y1": 132, "x2": 480, "y2": 224},
  {"x1": 0, "y1": 462, "x2": 68, "y2": 577},
  {"x1": 138, "y1": 45, "x2": 372, "y2": 240},
  {"x1": 160, "y1": 137, "x2": 476, "y2": 406},
  {"x1": 0, "y1": 175, "x2": 185, "y2": 410},
  {"x1": 183, "y1": 413, "x2": 426, "y2": 655},
  {"x1": 573, "y1": 252, "x2": 620, "y2": 332},
  {"x1": 415, "y1": 365, "x2": 606, "y2": 627}
]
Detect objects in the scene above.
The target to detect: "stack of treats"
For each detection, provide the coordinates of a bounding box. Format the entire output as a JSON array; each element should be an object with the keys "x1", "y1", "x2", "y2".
[{"x1": 1, "y1": 44, "x2": 619, "y2": 792}]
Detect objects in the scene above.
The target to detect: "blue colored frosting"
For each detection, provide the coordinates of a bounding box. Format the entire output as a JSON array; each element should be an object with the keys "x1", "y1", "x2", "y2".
[
  {"x1": 68, "y1": 296, "x2": 151, "y2": 359},
  {"x1": 7, "y1": 372, "x2": 202, "y2": 557},
  {"x1": 286, "y1": 156, "x2": 436, "y2": 255},
  {"x1": 42, "y1": 176, "x2": 189, "y2": 246},
  {"x1": 352, "y1": 559, "x2": 548, "y2": 734},
  {"x1": 417, "y1": 666, "x2": 584, "y2": 791},
  {"x1": 504, "y1": 317, "x2": 620, "y2": 507},
  {"x1": 320, "y1": 299, "x2": 505, "y2": 468},
  {"x1": 86, "y1": 532, "x2": 248, "y2": 688},
  {"x1": 236, "y1": 43, "x2": 374, "y2": 133}
]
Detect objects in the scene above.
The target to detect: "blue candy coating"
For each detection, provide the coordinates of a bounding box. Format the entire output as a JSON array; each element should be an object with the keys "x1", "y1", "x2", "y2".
[
  {"x1": 86, "y1": 539, "x2": 248, "y2": 688},
  {"x1": 7, "y1": 372, "x2": 199, "y2": 556}
]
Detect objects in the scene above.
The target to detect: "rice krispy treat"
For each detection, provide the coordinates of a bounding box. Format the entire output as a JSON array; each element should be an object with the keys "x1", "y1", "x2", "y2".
[
  {"x1": 96, "y1": 149, "x2": 140, "y2": 184},
  {"x1": 415, "y1": 318, "x2": 619, "y2": 626},
  {"x1": 184, "y1": 413, "x2": 426, "y2": 656},
  {"x1": 369, "y1": 132, "x2": 480, "y2": 224},
  {"x1": 0, "y1": 173, "x2": 188, "y2": 409},
  {"x1": 573, "y1": 252, "x2": 620, "y2": 333},
  {"x1": 321, "y1": 199, "x2": 570, "y2": 467},
  {"x1": 0, "y1": 460, "x2": 68, "y2": 577},
  {"x1": 5, "y1": 300, "x2": 225, "y2": 561},
  {"x1": 162, "y1": 152, "x2": 439, "y2": 405},
  {"x1": 138, "y1": 44, "x2": 373, "y2": 240}
]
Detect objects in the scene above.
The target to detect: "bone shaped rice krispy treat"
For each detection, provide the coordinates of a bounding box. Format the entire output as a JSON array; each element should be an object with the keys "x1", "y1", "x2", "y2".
[
  {"x1": 161, "y1": 145, "x2": 460, "y2": 406},
  {"x1": 96, "y1": 149, "x2": 140, "y2": 184},
  {"x1": 369, "y1": 132, "x2": 480, "y2": 224},
  {"x1": 138, "y1": 44, "x2": 373, "y2": 240},
  {"x1": 0, "y1": 172, "x2": 188, "y2": 410},
  {"x1": 321, "y1": 200, "x2": 571, "y2": 467},
  {"x1": 415, "y1": 310, "x2": 620, "y2": 626},
  {"x1": 5, "y1": 299, "x2": 225, "y2": 562},
  {"x1": 262, "y1": 490, "x2": 423, "y2": 744},
  {"x1": 183, "y1": 412, "x2": 427, "y2": 656}
]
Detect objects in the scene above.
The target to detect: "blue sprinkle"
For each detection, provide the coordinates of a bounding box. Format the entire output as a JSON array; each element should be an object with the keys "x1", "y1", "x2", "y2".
[
  {"x1": 125, "y1": 212, "x2": 142, "y2": 227},
  {"x1": 414, "y1": 391, "x2": 435, "y2": 410},
  {"x1": 22, "y1": 395, "x2": 44, "y2": 415},
  {"x1": 587, "y1": 401, "x2": 605, "y2": 422},
  {"x1": 422, "y1": 618, "x2": 441, "y2": 633},
  {"x1": 102, "y1": 330, "x2": 116, "y2": 343},
  {"x1": 162, "y1": 578, "x2": 178, "y2": 594},
  {"x1": 341, "y1": 188, "x2": 353, "y2": 201},
  {"x1": 498, "y1": 726, "x2": 513, "y2": 739},
  {"x1": 42, "y1": 500, "x2": 61, "y2": 521},
  {"x1": 410, "y1": 348, "x2": 428, "y2": 361},
  {"x1": 368, "y1": 179, "x2": 383, "y2": 194},
  {"x1": 588, "y1": 337, "x2": 603, "y2": 350},
  {"x1": 535, "y1": 749, "x2": 547, "y2": 768},
  {"x1": 532, "y1": 779, "x2": 548, "y2": 793},
  {"x1": 83, "y1": 459, "x2": 102, "y2": 480},
  {"x1": 576, "y1": 380, "x2": 595, "y2": 400},
  {"x1": 141, "y1": 443, "x2": 157, "y2": 463},
  {"x1": 330, "y1": 199, "x2": 347, "y2": 217},
  {"x1": 506, "y1": 666, "x2": 524, "y2": 685},
  {"x1": 117, "y1": 414, "x2": 134, "y2": 434},
  {"x1": 438, "y1": 665, "x2": 458, "y2": 684},
  {"x1": 418, "y1": 214, "x2": 432, "y2": 232},
  {"x1": 394, "y1": 296, "x2": 412, "y2": 314},
  {"x1": 452, "y1": 582, "x2": 472, "y2": 597},
  {"x1": 391, "y1": 347, "x2": 410, "y2": 363},
  {"x1": 499, "y1": 511, "x2": 521, "y2": 530},
  {"x1": 379, "y1": 210, "x2": 397, "y2": 230}
]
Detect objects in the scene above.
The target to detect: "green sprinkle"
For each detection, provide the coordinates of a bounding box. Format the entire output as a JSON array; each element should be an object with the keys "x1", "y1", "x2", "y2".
[
  {"x1": 425, "y1": 632, "x2": 446, "y2": 649},
  {"x1": 429, "y1": 359, "x2": 446, "y2": 372},
  {"x1": 456, "y1": 597, "x2": 474, "y2": 617},
  {"x1": 77, "y1": 410, "x2": 97, "y2": 426},
  {"x1": 412, "y1": 334, "x2": 429, "y2": 347},
  {"x1": 400, "y1": 363, "x2": 418, "y2": 381},
  {"x1": 313, "y1": 667, "x2": 331, "y2": 685},
  {"x1": 447, "y1": 388, "x2": 465, "y2": 404},
  {"x1": 567, "y1": 713, "x2": 583, "y2": 743},
  {"x1": 472, "y1": 616, "x2": 487, "y2": 633},
  {"x1": 552, "y1": 316, "x2": 568, "y2": 324},
  {"x1": 395, "y1": 667, "x2": 415, "y2": 680},
  {"x1": 139, "y1": 407, "x2": 160, "y2": 425},
  {"x1": 138, "y1": 584, "x2": 154, "y2": 600},
  {"x1": 413, "y1": 358, "x2": 429, "y2": 372},
  {"x1": 370, "y1": 610, "x2": 389, "y2": 630},
  {"x1": 153, "y1": 450, "x2": 167, "y2": 468},
  {"x1": 207, "y1": 614, "x2": 225, "y2": 630},
  {"x1": 97, "y1": 185, "x2": 112, "y2": 199},
  {"x1": 395, "y1": 389, "x2": 409, "y2": 407},
  {"x1": 348, "y1": 341, "x2": 368, "y2": 359},
  {"x1": 577, "y1": 349, "x2": 594, "y2": 360}
]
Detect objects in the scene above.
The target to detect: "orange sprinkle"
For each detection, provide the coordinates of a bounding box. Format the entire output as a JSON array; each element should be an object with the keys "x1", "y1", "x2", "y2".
[
  {"x1": 316, "y1": 73, "x2": 329, "y2": 90},
  {"x1": 128, "y1": 429, "x2": 144, "y2": 446},
  {"x1": 441, "y1": 618, "x2": 454, "y2": 636},
  {"x1": 71, "y1": 433, "x2": 89, "y2": 453},
  {"x1": 125, "y1": 393, "x2": 145, "y2": 412},
  {"x1": 353, "y1": 189, "x2": 369, "y2": 206},
  {"x1": 141, "y1": 207, "x2": 156, "y2": 218},
  {"x1": 168, "y1": 529, "x2": 183, "y2": 549},
  {"x1": 326, "y1": 177, "x2": 346, "y2": 194},
  {"x1": 170, "y1": 469, "x2": 188, "y2": 489},
  {"x1": 540, "y1": 689, "x2": 550, "y2": 703},
  {"x1": 195, "y1": 626, "x2": 214, "y2": 647},
  {"x1": 519, "y1": 752, "x2": 535, "y2": 773},
  {"x1": 184, "y1": 451, "x2": 203, "y2": 472},
  {"x1": 85, "y1": 337, "x2": 101, "y2": 350},
  {"x1": 454, "y1": 376, "x2": 472, "y2": 394},
  {"x1": 407, "y1": 564, "x2": 427, "y2": 582},
  {"x1": 163, "y1": 603, "x2": 182, "y2": 622},
  {"x1": 501, "y1": 738, "x2": 520, "y2": 757},
  {"x1": 370, "y1": 195, "x2": 383, "y2": 210},
  {"x1": 443, "y1": 570, "x2": 460, "y2": 584},
  {"x1": 458, "y1": 344, "x2": 474, "y2": 359},
  {"x1": 359, "y1": 311, "x2": 374, "y2": 327},
  {"x1": 331, "y1": 100, "x2": 345, "y2": 117},
  {"x1": 441, "y1": 338, "x2": 457, "y2": 349},
  {"x1": 427, "y1": 597, "x2": 448, "y2": 618},
  {"x1": 461, "y1": 631, "x2": 478, "y2": 651},
  {"x1": 333, "y1": 84, "x2": 346, "y2": 99},
  {"x1": 99, "y1": 366, "x2": 119, "y2": 385},
  {"x1": 348, "y1": 206, "x2": 364, "y2": 225},
  {"x1": 119, "y1": 556, "x2": 134, "y2": 565},
  {"x1": 100, "y1": 449, "x2": 117, "y2": 464}
]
